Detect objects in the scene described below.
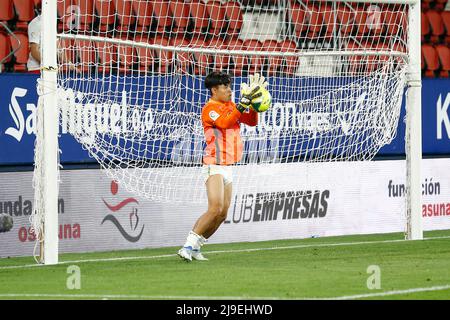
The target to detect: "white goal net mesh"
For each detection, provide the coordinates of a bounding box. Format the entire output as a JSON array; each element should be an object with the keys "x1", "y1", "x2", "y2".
[{"x1": 51, "y1": 0, "x2": 409, "y2": 203}]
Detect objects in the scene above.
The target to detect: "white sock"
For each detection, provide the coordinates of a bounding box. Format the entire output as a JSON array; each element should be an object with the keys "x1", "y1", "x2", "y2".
[{"x1": 183, "y1": 231, "x2": 201, "y2": 249}]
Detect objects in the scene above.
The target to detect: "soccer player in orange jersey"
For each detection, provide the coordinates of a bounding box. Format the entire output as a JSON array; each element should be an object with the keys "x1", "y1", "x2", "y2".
[{"x1": 178, "y1": 71, "x2": 265, "y2": 261}]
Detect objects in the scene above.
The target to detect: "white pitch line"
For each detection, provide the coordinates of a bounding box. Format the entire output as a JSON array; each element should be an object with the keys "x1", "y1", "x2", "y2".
[
  {"x1": 1, "y1": 235, "x2": 450, "y2": 271},
  {"x1": 1, "y1": 284, "x2": 450, "y2": 300}
]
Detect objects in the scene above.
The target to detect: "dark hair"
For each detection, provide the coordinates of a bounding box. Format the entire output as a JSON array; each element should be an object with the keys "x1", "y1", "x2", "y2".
[{"x1": 205, "y1": 71, "x2": 231, "y2": 92}]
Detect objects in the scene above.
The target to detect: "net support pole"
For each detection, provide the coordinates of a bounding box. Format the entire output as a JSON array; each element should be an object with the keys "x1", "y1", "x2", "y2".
[
  {"x1": 405, "y1": 1, "x2": 423, "y2": 240},
  {"x1": 41, "y1": 0, "x2": 59, "y2": 264}
]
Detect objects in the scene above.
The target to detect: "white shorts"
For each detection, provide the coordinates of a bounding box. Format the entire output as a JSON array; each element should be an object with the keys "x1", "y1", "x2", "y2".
[{"x1": 202, "y1": 165, "x2": 233, "y2": 185}]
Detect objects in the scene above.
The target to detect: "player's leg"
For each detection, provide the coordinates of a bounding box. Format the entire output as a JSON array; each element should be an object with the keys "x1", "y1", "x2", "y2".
[
  {"x1": 203, "y1": 181, "x2": 232, "y2": 238},
  {"x1": 178, "y1": 174, "x2": 225, "y2": 261}
]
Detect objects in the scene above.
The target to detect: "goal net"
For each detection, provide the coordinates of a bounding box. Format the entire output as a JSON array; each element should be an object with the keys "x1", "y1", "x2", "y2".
[{"x1": 32, "y1": 0, "x2": 422, "y2": 262}]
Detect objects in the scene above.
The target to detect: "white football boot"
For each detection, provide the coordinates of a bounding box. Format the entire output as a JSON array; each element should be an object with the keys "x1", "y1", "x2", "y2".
[
  {"x1": 177, "y1": 246, "x2": 193, "y2": 262},
  {"x1": 191, "y1": 249, "x2": 208, "y2": 261}
]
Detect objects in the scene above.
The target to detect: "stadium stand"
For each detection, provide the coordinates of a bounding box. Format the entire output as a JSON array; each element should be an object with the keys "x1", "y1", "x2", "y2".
[{"x1": 0, "y1": 0, "x2": 447, "y2": 78}]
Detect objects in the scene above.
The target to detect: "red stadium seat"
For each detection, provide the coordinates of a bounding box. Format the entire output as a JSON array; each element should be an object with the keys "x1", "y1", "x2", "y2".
[
  {"x1": 189, "y1": 0, "x2": 209, "y2": 31},
  {"x1": 132, "y1": 1, "x2": 153, "y2": 33},
  {"x1": 382, "y1": 10, "x2": 407, "y2": 36},
  {"x1": 336, "y1": 3, "x2": 354, "y2": 36},
  {"x1": 191, "y1": 39, "x2": 212, "y2": 75},
  {"x1": 115, "y1": 0, "x2": 135, "y2": 33},
  {"x1": 305, "y1": 4, "x2": 323, "y2": 38},
  {"x1": 426, "y1": 10, "x2": 445, "y2": 43},
  {"x1": 9, "y1": 33, "x2": 29, "y2": 71},
  {"x1": 152, "y1": 36, "x2": 173, "y2": 74},
  {"x1": 117, "y1": 38, "x2": 136, "y2": 73},
  {"x1": 422, "y1": 44, "x2": 440, "y2": 77},
  {"x1": 95, "y1": 41, "x2": 115, "y2": 73},
  {"x1": 169, "y1": 1, "x2": 190, "y2": 34},
  {"x1": 279, "y1": 39, "x2": 298, "y2": 75},
  {"x1": 149, "y1": 1, "x2": 172, "y2": 33},
  {"x1": 0, "y1": 0, "x2": 14, "y2": 24},
  {"x1": 353, "y1": 5, "x2": 369, "y2": 36},
  {"x1": 13, "y1": 0, "x2": 35, "y2": 31},
  {"x1": 321, "y1": 4, "x2": 337, "y2": 40},
  {"x1": 290, "y1": 2, "x2": 309, "y2": 38},
  {"x1": 262, "y1": 40, "x2": 282, "y2": 76},
  {"x1": 243, "y1": 39, "x2": 263, "y2": 74},
  {"x1": 206, "y1": 1, "x2": 226, "y2": 36},
  {"x1": 227, "y1": 38, "x2": 246, "y2": 76},
  {"x1": 442, "y1": 11, "x2": 450, "y2": 44},
  {"x1": 77, "y1": 0, "x2": 95, "y2": 32},
  {"x1": 435, "y1": 0, "x2": 448, "y2": 11},
  {"x1": 209, "y1": 38, "x2": 230, "y2": 72},
  {"x1": 58, "y1": 38, "x2": 76, "y2": 72},
  {"x1": 0, "y1": 33, "x2": 12, "y2": 72},
  {"x1": 94, "y1": 0, "x2": 116, "y2": 32},
  {"x1": 74, "y1": 39, "x2": 96, "y2": 71},
  {"x1": 172, "y1": 37, "x2": 191, "y2": 73},
  {"x1": 224, "y1": 1, "x2": 243, "y2": 37},
  {"x1": 346, "y1": 40, "x2": 363, "y2": 74},
  {"x1": 421, "y1": 12, "x2": 430, "y2": 42},
  {"x1": 435, "y1": 45, "x2": 450, "y2": 77}
]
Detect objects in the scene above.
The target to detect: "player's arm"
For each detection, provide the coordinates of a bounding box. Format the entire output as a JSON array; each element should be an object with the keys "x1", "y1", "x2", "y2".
[
  {"x1": 203, "y1": 104, "x2": 241, "y2": 129},
  {"x1": 203, "y1": 87, "x2": 261, "y2": 129}
]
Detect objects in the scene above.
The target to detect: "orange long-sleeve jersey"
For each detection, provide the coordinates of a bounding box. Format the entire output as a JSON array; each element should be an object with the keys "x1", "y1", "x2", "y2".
[{"x1": 202, "y1": 99, "x2": 258, "y2": 165}]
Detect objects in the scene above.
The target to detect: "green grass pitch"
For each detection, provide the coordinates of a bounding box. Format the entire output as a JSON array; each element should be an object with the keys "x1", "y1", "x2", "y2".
[{"x1": 1, "y1": 230, "x2": 450, "y2": 300}]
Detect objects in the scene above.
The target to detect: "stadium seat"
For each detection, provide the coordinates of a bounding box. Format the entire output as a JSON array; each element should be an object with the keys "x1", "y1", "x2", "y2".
[
  {"x1": 382, "y1": 10, "x2": 406, "y2": 36},
  {"x1": 353, "y1": 5, "x2": 369, "y2": 37},
  {"x1": 58, "y1": 38, "x2": 76, "y2": 72},
  {"x1": 117, "y1": 38, "x2": 136, "y2": 73},
  {"x1": 227, "y1": 38, "x2": 246, "y2": 76},
  {"x1": 434, "y1": 0, "x2": 448, "y2": 11},
  {"x1": 345, "y1": 40, "x2": 363, "y2": 74},
  {"x1": 422, "y1": 44, "x2": 440, "y2": 77},
  {"x1": 321, "y1": 4, "x2": 337, "y2": 40},
  {"x1": 94, "y1": 0, "x2": 116, "y2": 33},
  {"x1": 336, "y1": 3, "x2": 354, "y2": 36},
  {"x1": 279, "y1": 39, "x2": 298, "y2": 75},
  {"x1": 0, "y1": 33, "x2": 12, "y2": 72},
  {"x1": 206, "y1": 1, "x2": 226, "y2": 36},
  {"x1": 305, "y1": 4, "x2": 323, "y2": 38},
  {"x1": 421, "y1": 12, "x2": 431, "y2": 42},
  {"x1": 131, "y1": 1, "x2": 152, "y2": 33},
  {"x1": 115, "y1": 0, "x2": 135, "y2": 34},
  {"x1": 152, "y1": 36, "x2": 173, "y2": 74},
  {"x1": 149, "y1": 1, "x2": 172, "y2": 34},
  {"x1": 224, "y1": 1, "x2": 243, "y2": 37},
  {"x1": 189, "y1": 0, "x2": 210, "y2": 33},
  {"x1": 0, "y1": 0, "x2": 15, "y2": 25},
  {"x1": 77, "y1": 0, "x2": 95, "y2": 32},
  {"x1": 243, "y1": 39, "x2": 263, "y2": 74},
  {"x1": 172, "y1": 37, "x2": 191, "y2": 73},
  {"x1": 290, "y1": 2, "x2": 309, "y2": 38},
  {"x1": 13, "y1": 0, "x2": 35, "y2": 31},
  {"x1": 74, "y1": 39, "x2": 96, "y2": 71},
  {"x1": 190, "y1": 39, "x2": 212, "y2": 75},
  {"x1": 95, "y1": 41, "x2": 115, "y2": 73},
  {"x1": 169, "y1": 1, "x2": 190, "y2": 34},
  {"x1": 209, "y1": 38, "x2": 230, "y2": 72},
  {"x1": 426, "y1": 10, "x2": 445, "y2": 43},
  {"x1": 442, "y1": 11, "x2": 450, "y2": 44},
  {"x1": 9, "y1": 33, "x2": 29, "y2": 72},
  {"x1": 262, "y1": 39, "x2": 282, "y2": 76},
  {"x1": 435, "y1": 44, "x2": 450, "y2": 77}
]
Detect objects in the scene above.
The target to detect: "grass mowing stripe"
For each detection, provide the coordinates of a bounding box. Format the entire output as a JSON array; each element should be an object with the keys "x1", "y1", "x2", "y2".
[
  {"x1": 1, "y1": 235, "x2": 450, "y2": 271},
  {"x1": 1, "y1": 284, "x2": 450, "y2": 300}
]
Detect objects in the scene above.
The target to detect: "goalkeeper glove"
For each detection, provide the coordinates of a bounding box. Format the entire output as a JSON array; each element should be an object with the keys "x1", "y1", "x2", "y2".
[
  {"x1": 249, "y1": 73, "x2": 268, "y2": 90},
  {"x1": 237, "y1": 83, "x2": 262, "y2": 113}
]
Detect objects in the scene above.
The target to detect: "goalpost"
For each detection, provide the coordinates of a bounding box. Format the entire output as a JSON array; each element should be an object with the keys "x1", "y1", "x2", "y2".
[{"x1": 32, "y1": 0, "x2": 423, "y2": 265}]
